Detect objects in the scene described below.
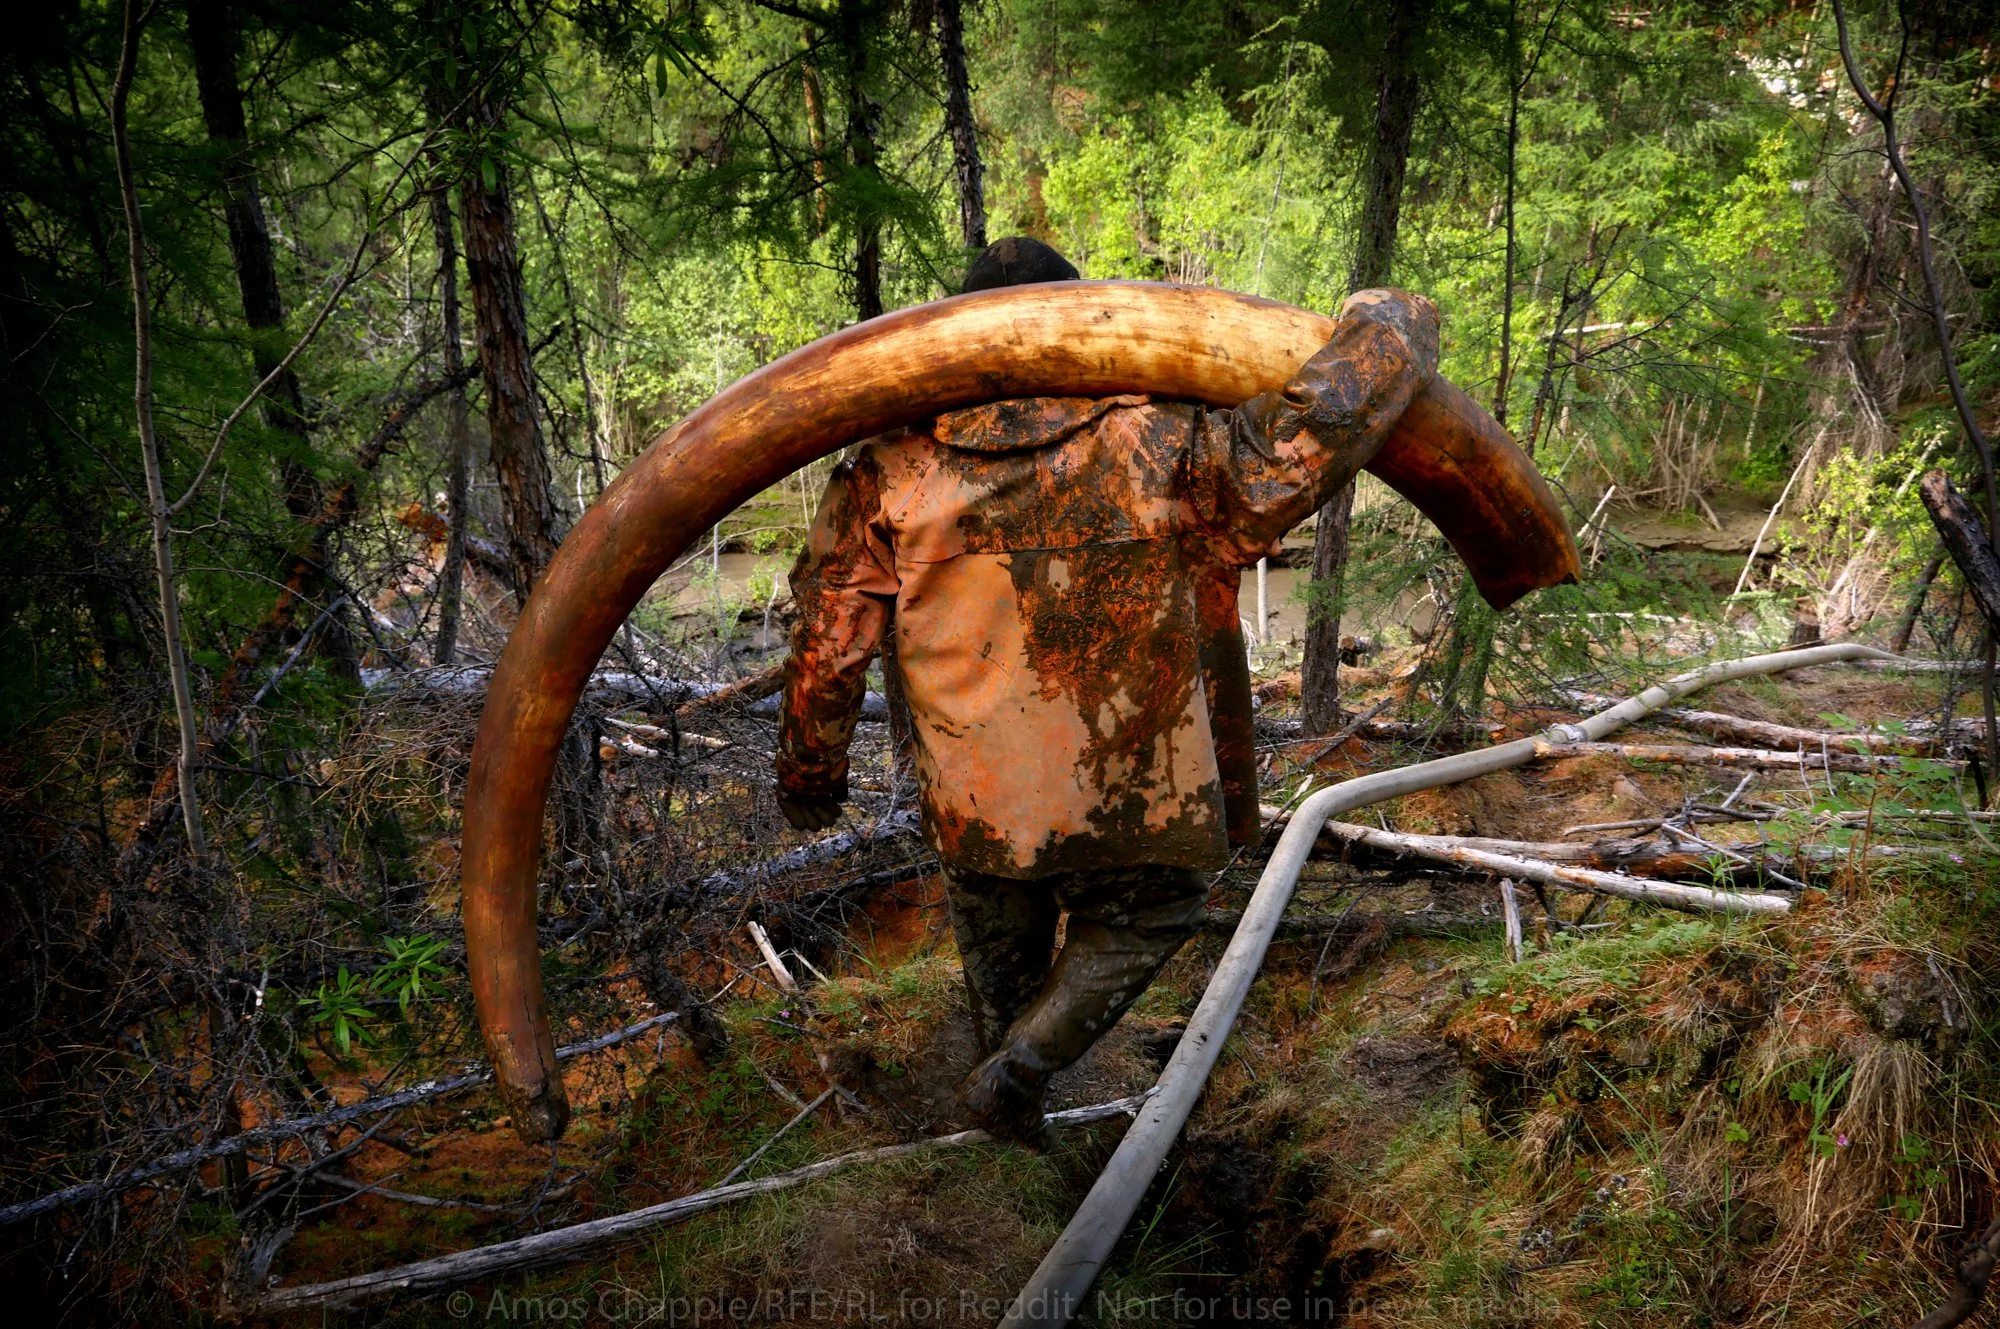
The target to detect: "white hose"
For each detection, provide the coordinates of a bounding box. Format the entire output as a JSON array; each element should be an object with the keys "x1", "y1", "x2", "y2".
[{"x1": 999, "y1": 642, "x2": 1896, "y2": 1328}]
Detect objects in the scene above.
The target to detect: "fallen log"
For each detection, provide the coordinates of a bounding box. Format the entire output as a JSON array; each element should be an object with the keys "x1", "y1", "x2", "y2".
[
  {"x1": 691, "y1": 809, "x2": 922, "y2": 904},
  {"x1": 1333, "y1": 830, "x2": 1929, "y2": 881},
  {"x1": 1561, "y1": 690, "x2": 1935, "y2": 755},
  {"x1": 1528, "y1": 739, "x2": 1953, "y2": 774},
  {"x1": 1315, "y1": 822, "x2": 1792, "y2": 915},
  {"x1": 250, "y1": 1092, "x2": 1153, "y2": 1313},
  {"x1": 361, "y1": 665, "x2": 889, "y2": 720},
  {"x1": 0, "y1": 1012, "x2": 679, "y2": 1229}
]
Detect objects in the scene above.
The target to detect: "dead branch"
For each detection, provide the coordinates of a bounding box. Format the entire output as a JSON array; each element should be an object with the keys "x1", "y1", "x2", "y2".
[
  {"x1": 361, "y1": 664, "x2": 886, "y2": 719},
  {"x1": 1293, "y1": 696, "x2": 1394, "y2": 764},
  {"x1": 674, "y1": 661, "x2": 787, "y2": 716},
  {"x1": 1316, "y1": 822, "x2": 1792, "y2": 915},
  {"x1": 1332, "y1": 828, "x2": 1925, "y2": 882},
  {"x1": 1919, "y1": 471, "x2": 2000, "y2": 633},
  {"x1": 1528, "y1": 739, "x2": 1953, "y2": 774},
  {"x1": 0, "y1": 1012, "x2": 679, "y2": 1229},
  {"x1": 250, "y1": 1092, "x2": 1153, "y2": 1313},
  {"x1": 693, "y1": 809, "x2": 922, "y2": 904},
  {"x1": 1562, "y1": 690, "x2": 1936, "y2": 754}
]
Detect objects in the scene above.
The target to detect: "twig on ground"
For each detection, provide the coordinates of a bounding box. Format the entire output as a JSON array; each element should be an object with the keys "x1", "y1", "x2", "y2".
[
  {"x1": 748, "y1": 922, "x2": 799, "y2": 994},
  {"x1": 715, "y1": 1088, "x2": 834, "y2": 1188},
  {"x1": 1499, "y1": 880, "x2": 1523, "y2": 962},
  {"x1": 1295, "y1": 697, "x2": 1395, "y2": 765}
]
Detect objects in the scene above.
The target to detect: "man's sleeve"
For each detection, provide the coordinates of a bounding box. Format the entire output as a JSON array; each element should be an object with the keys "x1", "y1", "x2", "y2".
[
  {"x1": 1184, "y1": 288, "x2": 1440, "y2": 563},
  {"x1": 777, "y1": 455, "x2": 899, "y2": 802}
]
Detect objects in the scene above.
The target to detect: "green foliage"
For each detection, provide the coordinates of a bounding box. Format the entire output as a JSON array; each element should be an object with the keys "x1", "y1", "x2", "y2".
[
  {"x1": 374, "y1": 932, "x2": 450, "y2": 1018},
  {"x1": 300, "y1": 935, "x2": 452, "y2": 1058},
  {"x1": 302, "y1": 965, "x2": 378, "y2": 1059}
]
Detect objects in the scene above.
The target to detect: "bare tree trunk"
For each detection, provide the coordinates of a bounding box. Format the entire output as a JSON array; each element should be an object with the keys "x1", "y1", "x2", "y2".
[
  {"x1": 456, "y1": 72, "x2": 559, "y2": 602},
  {"x1": 187, "y1": 0, "x2": 356, "y2": 686},
  {"x1": 429, "y1": 183, "x2": 473, "y2": 664},
  {"x1": 934, "y1": 0, "x2": 987, "y2": 250},
  {"x1": 837, "y1": 0, "x2": 884, "y2": 321},
  {"x1": 114, "y1": 0, "x2": 207, "y2": 858},
  {"x1": 1302, "y1": 0, "x2": 1424, "y2": 735}
]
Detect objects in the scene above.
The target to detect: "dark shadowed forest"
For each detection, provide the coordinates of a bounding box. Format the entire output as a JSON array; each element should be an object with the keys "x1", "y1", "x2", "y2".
[{"x1": 4, "y1": 0, "x2": 2000, "y2": 1325}]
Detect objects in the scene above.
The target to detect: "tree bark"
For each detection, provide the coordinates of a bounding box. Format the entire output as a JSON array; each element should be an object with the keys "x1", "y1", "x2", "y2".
[
  {"x1": 456, "y1": 77, "x2": 559, "y2": 603},
  {"x1": 1920, "y1": 471, "x2": 2000, "y2": 632},
  {"x1": 935, "y1": 0, "x2": 987, "y2": 250},
  {"x1": 187, "y1": 0, "x2": 356, "y2": 684},
  {"x1": 428, "y1": 182, "x2": 473, "y2": 664},
  {"x1": 1301, "y1": 0, "x2": 1424, "y2": 735}
]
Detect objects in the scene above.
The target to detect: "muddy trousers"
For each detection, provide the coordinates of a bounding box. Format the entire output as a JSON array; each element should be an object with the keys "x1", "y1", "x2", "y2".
[{"x1": 944, "y1": 864, "x2": 1208, "y2": 1091}]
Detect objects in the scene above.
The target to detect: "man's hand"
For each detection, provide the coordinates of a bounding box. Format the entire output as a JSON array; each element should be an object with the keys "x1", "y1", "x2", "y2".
[{"x1": 778, "y1": 790, "x2": 844, "y2": 831}]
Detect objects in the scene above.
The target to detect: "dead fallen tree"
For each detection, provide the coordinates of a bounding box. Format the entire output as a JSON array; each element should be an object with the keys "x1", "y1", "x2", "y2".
[
  {"x1": 692, "y1": 809, "x2": 922, "y2": 904},
  {"x1": 1331, "y1": 829, "x2": 1932, "y2": 882},
  {"x1": 249, "y1": 1092, "x2": 1152, "y2": 1313},
  {"x1": 1527, "y1": 738, "x2": 1952, "y2": 774},
  {"x1": 1561, "y1": 690, "x2": 1940, "y2": 755},
  {"x1": 0, "y1": 1012, "x2": 679, "y2": 1229},
  {"x1": 360, "y1": 665, "x2": 887, "y2": 719},
  {"x1": 1314, "y1": 822, "x2": 1792, "y2": 914}
]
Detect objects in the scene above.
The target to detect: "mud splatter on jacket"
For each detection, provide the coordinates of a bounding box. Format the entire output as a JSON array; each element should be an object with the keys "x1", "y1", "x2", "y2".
[{"x1": 777, "y1": 289, "x2": 1440, "y2": 878}]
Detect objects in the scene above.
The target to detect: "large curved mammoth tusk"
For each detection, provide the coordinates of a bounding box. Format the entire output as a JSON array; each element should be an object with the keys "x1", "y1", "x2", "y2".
[{"x1": 462, "y1": 281, "x2": 1581, "y2": 1142}]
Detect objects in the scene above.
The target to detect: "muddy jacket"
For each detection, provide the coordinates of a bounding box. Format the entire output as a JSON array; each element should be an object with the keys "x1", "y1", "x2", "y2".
[{"x1": 777, "y1": 289, "x2": 1440, "y2": 878}]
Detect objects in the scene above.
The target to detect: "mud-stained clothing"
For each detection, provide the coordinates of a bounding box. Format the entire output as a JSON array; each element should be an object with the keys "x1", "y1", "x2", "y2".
[
  {"x1": 777, "y1": 289, "x2": 1440, "y2": 879},
  {"x1": 944, "y1": 864, "x2": 1209, "y2": 1065}
]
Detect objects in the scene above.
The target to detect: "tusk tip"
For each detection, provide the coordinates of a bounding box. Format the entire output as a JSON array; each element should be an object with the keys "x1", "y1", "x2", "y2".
[{"x1": 502, "y1": 1082, "x2": 572, "y2": 1144}]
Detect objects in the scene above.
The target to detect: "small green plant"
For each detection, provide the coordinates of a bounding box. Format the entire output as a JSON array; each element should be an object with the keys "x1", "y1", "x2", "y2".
[
  {"x1": 300, "y1": 935, "x2": 454, "y2": 1058},
  {"x1": 1786, "y1": 1058, "x2": 1853, "y2": 1159},
  {"x1": 304, "y1": 966, "x2": 377, "y2": 1057},
  {"x1": 1890, "y1": 1133, "x2": 1946, "y2": 1220},
  {"x1": 375, "y1": 932, "x2": 450, "y2": 1018}
]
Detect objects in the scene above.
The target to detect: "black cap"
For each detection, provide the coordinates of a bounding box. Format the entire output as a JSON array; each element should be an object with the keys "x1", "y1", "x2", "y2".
[{"x1": 961, "y1": 237, "x2": 1081, "y2": 293}]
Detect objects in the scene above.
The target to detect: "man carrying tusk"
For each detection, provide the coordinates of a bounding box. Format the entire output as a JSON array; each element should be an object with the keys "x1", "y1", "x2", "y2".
[{"x1": 776, "y1": 238, "x2": 1438, "y2": 1146}]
